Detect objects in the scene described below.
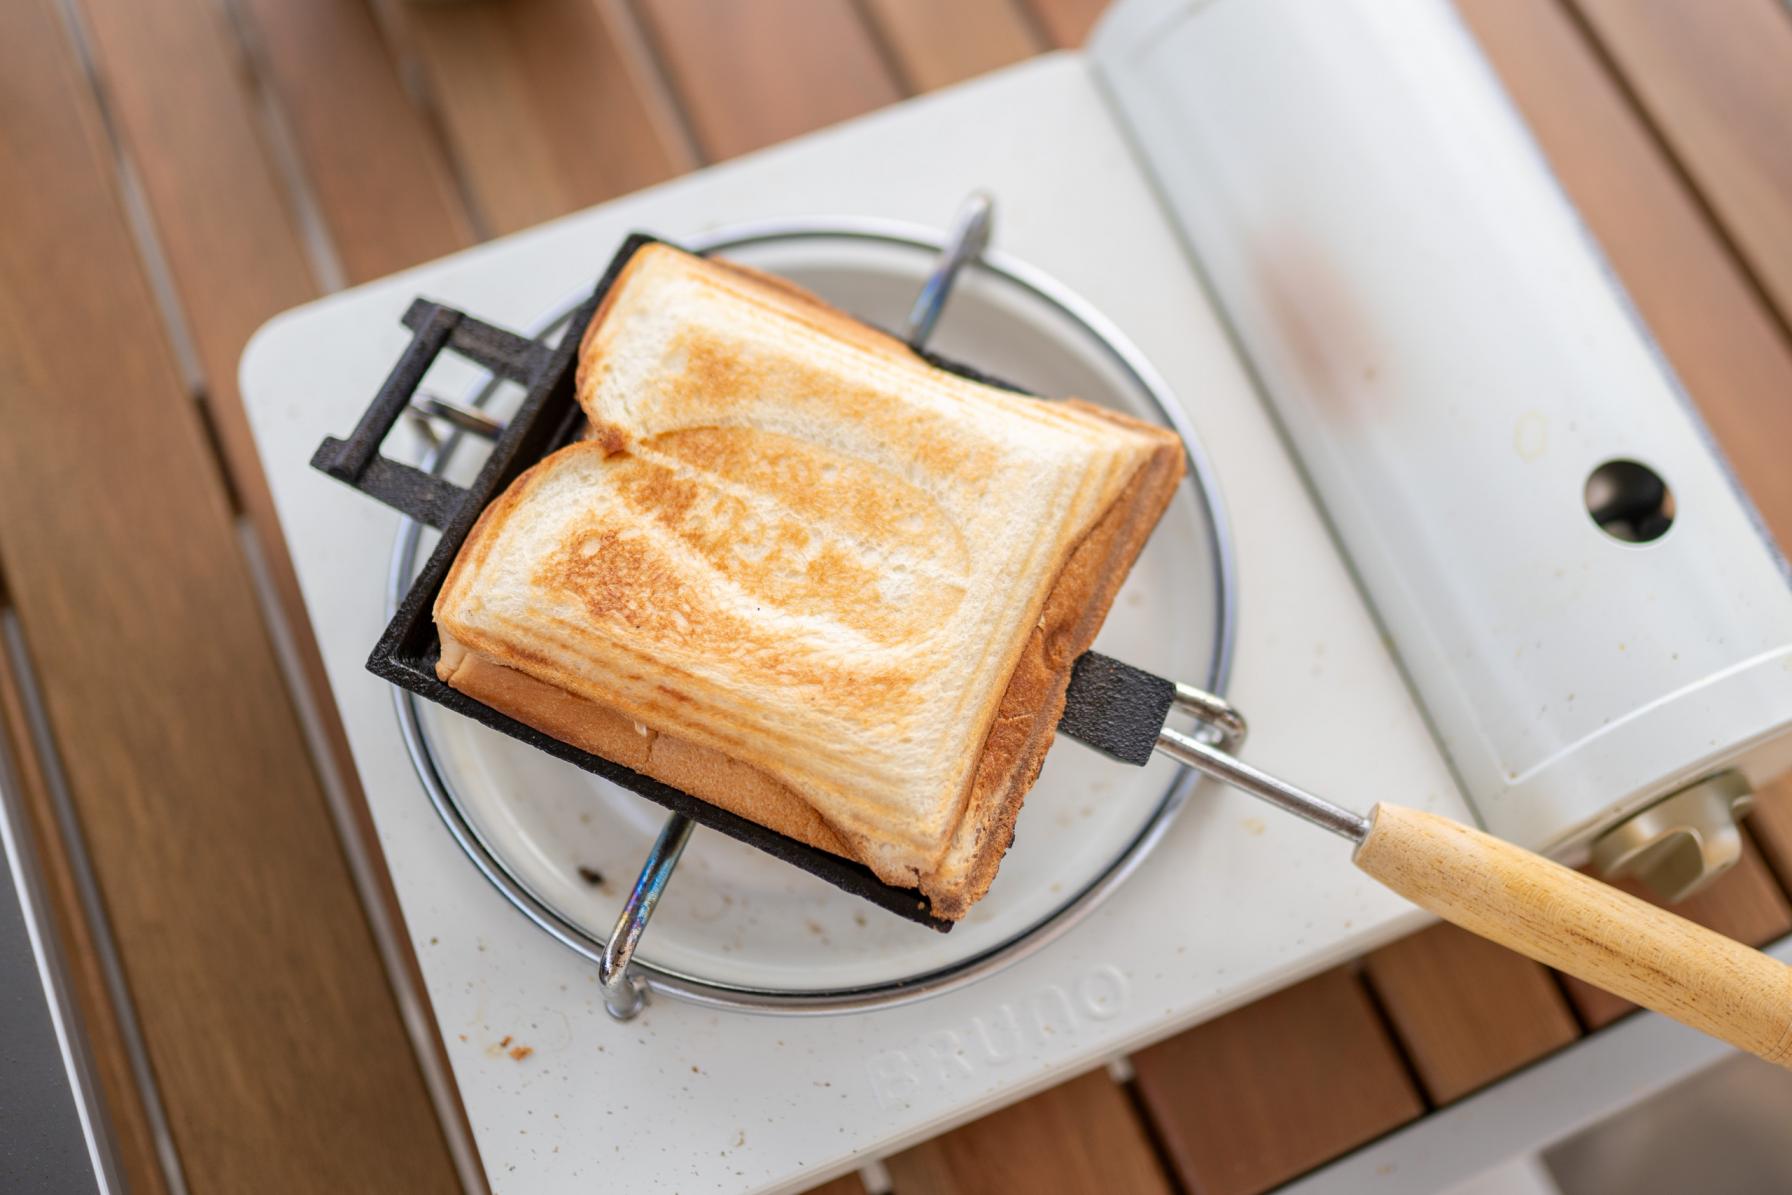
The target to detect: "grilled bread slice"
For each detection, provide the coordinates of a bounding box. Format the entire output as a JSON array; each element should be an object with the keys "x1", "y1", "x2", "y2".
[{"x1": 435, "y1": 244, "x2": 1184, "y2": 918}]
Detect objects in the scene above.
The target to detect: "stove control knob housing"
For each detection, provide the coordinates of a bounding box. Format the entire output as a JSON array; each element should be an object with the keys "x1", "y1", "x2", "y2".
[{"x1": 1591, "y1": 772, "x2": 1755, "y2": 904}]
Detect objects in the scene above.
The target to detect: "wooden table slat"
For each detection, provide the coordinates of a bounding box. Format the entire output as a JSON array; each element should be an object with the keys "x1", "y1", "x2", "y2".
[
  {"x1": 884, "y1": 1069, "x2": 1173, "y2": 1195},
  {"x1": 0, "y1": 619, "x2": 171, "y2": 1195},
  {"x1": 1364, "y1": 923, "x2": 1581, "y2": 1105},
  {"x1": 65, "y1": 0, "x2": 325, "y2": 504},
  {"x1": 236, "y1": 0, "x2": 476, "y2": 283},
  {"x1": 71, "y1": 0, "x2": 321, "y2": 389},
  {"x1": 1571, "y1": 0, "x2": 1792, "y2": 334},
  {"x1": 401, "y1": 0, "x2": 694, "y2": 236},
  {"x1": 1557, "y1": 836, "x2": 1792, "y2": 1029},
  {"x1": 0, "y1": 1, "x2": 458, "y2": 1188},
  {"x1": 1743, "y1": 778, "x2": 1792, "y2": 896},
  {"x1": 1130, "y1": 967, "x2": 1425, "y2": 1195},
  {"x1": 1019, "y1": 0, "x2": 1108, "y2": 49},
  {"x1": 861, "y1": 0, "x2": 1044, "y2": 94},
  {"x1": 1455, "y1": 0, "x2": 1792, "y2": 552},
  {"x1": 633, "y1": 0, "x2": 903, "y2": 161},
  {"x1": 67, "y1": 0, "x2": 376, "y2": 886},
  {"x1": 78, "y1": 4, "x2": 496, "y2": 1185}
]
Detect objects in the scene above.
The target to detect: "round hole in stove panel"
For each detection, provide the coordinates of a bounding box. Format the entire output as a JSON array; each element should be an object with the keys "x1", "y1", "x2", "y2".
[{"x1": 408, "y1": 226, "x2": 1230, "y2": 1000}]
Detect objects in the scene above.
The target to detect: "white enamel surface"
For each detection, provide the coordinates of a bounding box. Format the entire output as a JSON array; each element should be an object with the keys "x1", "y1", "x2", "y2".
[
  {"x1": 418, "y1": 233, "x2": 1217, "y2": 993},
  {"x1": 242, "y1": 55, "x2": 1464, "y2": 1195},
  {"x1": 1094, "y1": 0, "x2": 1792, "y2": 852}
]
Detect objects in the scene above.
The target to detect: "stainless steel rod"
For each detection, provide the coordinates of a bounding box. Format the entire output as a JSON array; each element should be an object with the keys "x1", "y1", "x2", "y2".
[
  {"x1": 410, "y1": 393, "x2": 506, "y2": 440},
  {"x1": 598, "y1": 813, "x2": 695, "y2": 1019},
  {"x1": 1155, "y1": 726, "x2": 1371, "y2": 842},
  {"x1": 904, "y1": 192, "x2": 993, "y2": 346}
]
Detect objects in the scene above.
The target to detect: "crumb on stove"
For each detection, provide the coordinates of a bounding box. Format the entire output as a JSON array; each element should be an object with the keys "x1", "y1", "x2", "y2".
[
  {"x1": 577, "y1": 865, "x2": 606, "y2": 887},
  {"x1": 499, "y1": 1034, "x2": 513, "y2": 1048},
  {"x1": 458, "y1": 1033, "x2": 468, "y2": 1042},
  {"x1": 509, "y1": 1045, "x2": 534, "y2": 1061}
]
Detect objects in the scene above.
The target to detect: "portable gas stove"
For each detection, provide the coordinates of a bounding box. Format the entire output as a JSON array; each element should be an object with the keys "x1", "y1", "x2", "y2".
[{"x1": 241, "y1": 55, "x2": 1469, "y2": 1195}]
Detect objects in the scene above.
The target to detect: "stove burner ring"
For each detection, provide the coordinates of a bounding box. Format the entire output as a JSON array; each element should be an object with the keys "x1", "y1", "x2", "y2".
[{"x1": 389, "y1": 209, "x2": 1238, "y2": 1015}]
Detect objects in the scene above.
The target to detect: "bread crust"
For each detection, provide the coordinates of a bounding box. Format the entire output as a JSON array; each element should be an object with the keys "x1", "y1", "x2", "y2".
[
  {"x1": 437, "y1": 633, "x2": 853, "y2": 855},
  {"x1": 918, "y1": 414, "x2": 1184, "y2": 916},
  {"x1": 438, "y1": 244, "x2": 1186, "y2": 918}
]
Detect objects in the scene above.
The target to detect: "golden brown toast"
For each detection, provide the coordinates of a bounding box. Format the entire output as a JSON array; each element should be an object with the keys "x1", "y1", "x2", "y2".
[{"x1": 435, "y1": 244, "x2": 1184, "y2": 918}]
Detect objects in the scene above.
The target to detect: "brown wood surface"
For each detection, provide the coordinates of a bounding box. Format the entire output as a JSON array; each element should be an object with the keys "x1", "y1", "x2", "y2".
[
  {"x1": 799, "y1": 1175, "x2": 869, "y2": 1195},
  {"x1": 1571, "y1": 0, "x2": 1792, "y2": 332},
  {"x1": 861, "y1": 0, "x2": 1043, "y2": 93},
  {"x1": 68, "y1": 0, "x2": 326, "y2": 571},
  {"x1": 1557, "y1": 836, "x2": 1792, "y2": 1030},
  {"x1": 59, "y1": 1, "x2": 477, "y2": 1183},
  {"x1": 403, "y1": 0, "x2": 694, "y2": 235},
  {"x1": 885, "y1": 1069, "x2": 1172, "y2": 1195},
  {"x1": 0, "y1": 0, "x2": 457, "y2": 1189},
  {"x1": 67, "y1": 0, "x2": 364, "y2": 906},
  {"x1": 236, "y1": 0, "x2": 475, "y2": 282},
  {"x1": 1131, "y1": 967, "x2": 1424, "y2": 1195},
  {"x1": 1365, "y1": 923, "x2": 1581, "y2": 1104},
  {"x1": 1021, "y1": 0, "x2": 1108, "y2": 49},
  {"x1": 71, "y1": 0, "x2": 320, "y2": 404},
  {"x1": 0, "y1": 623, "x2": 170, "y2": 1195},
  {"x1": 1456, "y1": 0, "x2": 1792, "y2": 550},
  {"x1": 634, "y1": 0, "x2": 902, "y2": 160},
  {"x1": 1746, "y1": 779, "x2": 1792, "y2": 895}
]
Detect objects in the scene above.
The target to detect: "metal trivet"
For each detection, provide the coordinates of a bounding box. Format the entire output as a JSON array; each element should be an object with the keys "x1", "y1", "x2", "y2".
[{"x1": 321, "y1": 195, "x2": 1237, "y2": 1018}]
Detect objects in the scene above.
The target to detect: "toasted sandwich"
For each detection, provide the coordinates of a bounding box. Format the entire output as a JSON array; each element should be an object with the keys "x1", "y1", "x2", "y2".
[{"x1": 434, "y1": 244, "x2": 1184, "y2": 918}]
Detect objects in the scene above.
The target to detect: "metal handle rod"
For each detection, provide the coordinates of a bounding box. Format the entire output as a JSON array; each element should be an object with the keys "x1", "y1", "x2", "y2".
[
  {"x1": 594, "y1": 196, "x2": 1000, "y2": 1019},
  {"x1": 1155, "y1": 725, "x2": 1371, "y2": 843},
  {"x1": 408, "y1": 392, "x2": 506, "y2": 440},
  {"x1": 598, "y1": 813, "x2": 695, "y2": 1019},
  {"x1": 904, "y1": 192, "x2": 993, "y2": 346}
]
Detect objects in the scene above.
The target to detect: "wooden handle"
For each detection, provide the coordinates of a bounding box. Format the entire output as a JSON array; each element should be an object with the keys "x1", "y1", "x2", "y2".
[{"x1": 1354, "y1": 803, "x2": 1792, "y2": 1069}]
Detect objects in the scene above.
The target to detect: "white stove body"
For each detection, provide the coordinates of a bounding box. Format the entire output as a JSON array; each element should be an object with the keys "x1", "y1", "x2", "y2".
[{"x1": 243, "y1": 55, "x2": 1465, "y2": 1195}]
